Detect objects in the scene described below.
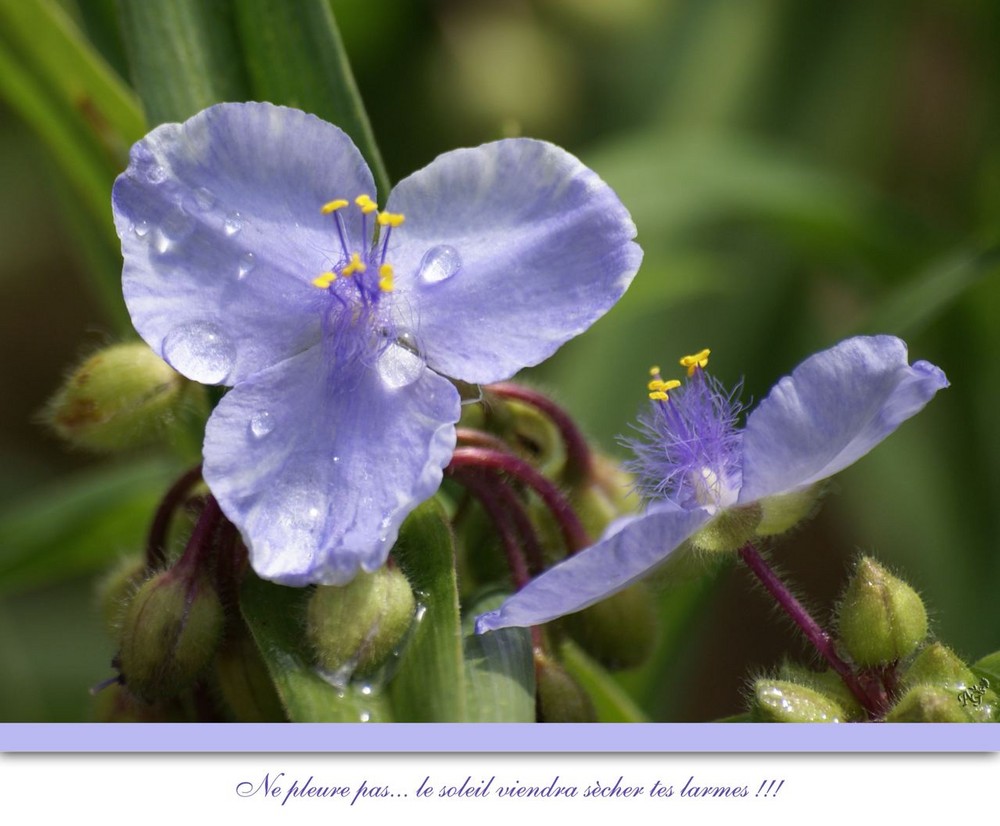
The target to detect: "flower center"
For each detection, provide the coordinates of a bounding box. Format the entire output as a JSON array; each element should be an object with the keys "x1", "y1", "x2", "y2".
[
  {"x1": 311, "y1": 194, "x2": 404, "y2": 299},
  {"x1": 627, "y1": 348, "x2": 744, "y2": 512}
]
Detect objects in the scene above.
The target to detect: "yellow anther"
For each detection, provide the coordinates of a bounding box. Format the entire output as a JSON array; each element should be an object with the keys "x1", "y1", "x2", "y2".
[
  {"x1": 312, "y1": 271, "x2": 337, "y2": 288},
  {"x1": 649, "y1": 365, "x2": 661, "y2": 377},
  {"x1": 680, "y1": 348, "x2": 711, "y2": 376},
  {"x1": 647, "y1": 378, "x2": 681, "y2": 393},
  {"x1": 355, "y1": 194, "x2": 378, "y2": 214},
  {"x1": 377, "y1": 211, "x2": 405, "y2": 228},
  {"x1": 321, "y1": 199, "x2": 349, "y2": 214},
  {"x1": 378, "y1": 263, "x2": 395, "y2": 293},
  {"x1": 341, "y1": 252, "x2": 367, "y2": 277},
  {"x1": 649, "y1": 391, "x2": 669, "y2": 401}
]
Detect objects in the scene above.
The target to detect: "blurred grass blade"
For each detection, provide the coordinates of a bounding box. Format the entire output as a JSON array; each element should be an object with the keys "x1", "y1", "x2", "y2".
[
  {"x1": 0, "y1": 458, "x2": 178, "y2": 595},
  {"x1": 116, "y1": 0, "x2": 250, "y2": 125},
  {"x1": 389, "y1": 499, "x2": 467, "y2": 721},
  {"x1": 862, "y1": 245, "x2": 1000, "y2": 337},
  {"x1": 240, "y1": 573, "x2": 392, "y2": 722},
  {"x1": 559, "y1": 640, "x2": 649, "y2": 722},
  {"x1": 0, "y1": 0, "x2": 145, "y2": 146},
  {"x1": 461, "y1": 594, "x2": 535, "y2": 722},
  {"x1": 233, "y1": 0, "x2": 391, "y2": 195}
]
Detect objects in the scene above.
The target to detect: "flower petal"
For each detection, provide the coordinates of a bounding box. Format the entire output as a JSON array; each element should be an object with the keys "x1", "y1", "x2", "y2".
[
  {"x1": 113, "y1": 102, "x2": 376, "y2": 385},
  {"x1": 384, "y1": 139, "x2": 641, "y2": 384},
  {"x1": 739, "y1": 335, "x2": 948, "y2": 503},
  {"x1": 475, "y1": 502, "x2": 709, "y2": 633},
  {"x1": 203, "y1": 342, "x2": 460, "y2": 585}
]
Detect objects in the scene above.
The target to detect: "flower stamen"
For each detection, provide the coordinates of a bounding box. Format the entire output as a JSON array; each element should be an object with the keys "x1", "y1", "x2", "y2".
[
  {"x1": 680, "y1": 348, "x2": 711, "y2": 377},
  {"x1": 646, "y1": 365, "x2": 681, "y2": 401},
  {"x1": 378, "y1": 263, "x2": 395, "y2": 293},
  {"x1": 341, "y1": 252, "x2": 367, "y2": 277}
]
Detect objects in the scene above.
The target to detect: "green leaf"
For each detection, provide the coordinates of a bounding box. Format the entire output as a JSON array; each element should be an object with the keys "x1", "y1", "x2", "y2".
[
  {"x1": 0, "y1": 0, "x2": 145, "y2": 145},
  {"x1": 461, "y1": 594, "x2": 536, "y2": 722},
  {"x1": 116, "y1": 0, "x2": 250, "y2": 125},
  {"x1": 971, "y1": 651, "x2": 1000, "y2": 687},
  {"x1": 233, "y1": 0, "x2": 391, "y2": 195},
  {"x1": 558, "y1": 639, "x2": 650, "y2": 722},
  {"x1": 239, "y1": 573, "x2": 391, "y2": 722},
  {"x1": 0, "y1": 458, "x2": 179, "y2": 595},
  {"x1": 389, "y1": 499, "x2": 467, "y2": 721}
]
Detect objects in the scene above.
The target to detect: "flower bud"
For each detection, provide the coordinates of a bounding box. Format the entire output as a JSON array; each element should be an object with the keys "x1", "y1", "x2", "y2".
[
  {"x1": 755, "y1": 485, "x2": 822, "y2": 537},
  {"x1": 903, "y1": 642, "x2": 972, "y2": 688},
  {"x1": 117, "y1": 569, "x2": 224, "y2": 702},
  {"x1": 557, "y1": 583, "x2": 658, "y2": 670},
  {"x1": 214, "y1": 627, "x2": 286, "y2": 722},
  {"x1": 306, "y1": 566, "x2": 416, "y2": 678},
  {"x1": 92, "y1": 682, "x2": 191, "y2": 722},
  {"x1": 885, "y1": 685, "x2": 972, "y2": 723},
  {"x1": 837, "y1": 557, "x2": 927, "y2": 666},
  {"x1": 751, "y1": 678, "x2": 847, "y2": 722},
  {"x1": 535, "y1": 651, "x2": 596, "y2": 722},
  {"x1": 44, "y1": 341, "x2": 203, "y2": 452},
  {"x1": 95, "y1": 553, "x2": 147, "y2": 637}
]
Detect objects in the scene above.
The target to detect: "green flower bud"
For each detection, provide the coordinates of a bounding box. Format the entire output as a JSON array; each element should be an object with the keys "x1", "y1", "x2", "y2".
[
  {"x1": 92, "y1": 682, "x2": 191, "y2": 722},
  {"x1": 751, "y1": 678, "x2": 847, "y2": 723},
  {"x1": 306, "y1": 566, "x2": 416, "y2": 678},
  {"x1": 95, "y1": 553, "x2": 147, "y2": 637},
  {"x1": 885, "y1": 685, "x2": 973, "y2": 723},
  {"x1": 901, "y1": 643, "x2": 998, "y2": 722},
  {"x1": 690, "y1": 503, "x2": 761, "y2": 554},
  {"x1": 214, "y1": 628, "x2": 286, "y2": 722},
  {"x1": 777, "y1": 663, "x2": 863, "y2": 720},
  {"x1": 535, "y1": 651, "x2": 596, "y2": 722},
  {"x1": 557, "y1": 583, "x2": 658, "y2": 670},
  {"x1": 837, "y1": 557, "x2": 928, "y2": 666},
  {"x1": 118, "y1": 569, "x2": 224, "y2": 702},
  {"x1": 755, "y1": 485, "x2": 822, "y2": 537},
  {"x1": 44, "y1": 341, "x2": 203, "y2": 452}
]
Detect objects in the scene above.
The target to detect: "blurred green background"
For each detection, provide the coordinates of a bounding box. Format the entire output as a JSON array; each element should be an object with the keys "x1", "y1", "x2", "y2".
[{"x1": 2, "y1": 0, "x2": 998, "y2": 721}]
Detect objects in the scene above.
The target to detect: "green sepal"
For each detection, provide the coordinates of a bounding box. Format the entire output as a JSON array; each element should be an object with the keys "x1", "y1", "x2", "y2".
[
  {"x1": 239, "y1": 573, "x2": 391, "y2": 722},
  {"x1": 755, "y1": 485, "x2": 822, "y2": 536},
  {"x1": 751, "y1": 678, "x2": 847, "y2": 723},
  {"x1": 690, "y1": 504, "x2": 761, "y2": 554}
]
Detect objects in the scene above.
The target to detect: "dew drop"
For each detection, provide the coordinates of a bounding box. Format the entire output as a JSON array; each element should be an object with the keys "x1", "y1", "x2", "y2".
[
  {"x1": 193, "y1": 187, "x2": 216, "y2": 211},
  {"x1": 146, "y1": 164, "x2": 167, "y2": 184},
  {"x1": 237, "y1": 251, "x2": 256, "y2": 279},
  {"x1": 376, "y1": 344, "x2": 423, "y2": 389},
  {"x1": 162, "y1": 321, "x2": 236, "y2": 384},
  {"x1": 161, "y1": 208, "x2": 195, "y2": 243},
  {"x1": 133, "y1": 220, "x2": 150, "y2": 238},
  {"x1": 224, "y1": 212, "x2": 243, "y2": 236},
  {"x1": 152, "y1": 229, "x2": 172, "y2": 255},
  {"x1": 417, "y1": 244, "x2": 462, "y2": 284},
  {"x1": 249, "y1": 411, "x2": 274, "y2": 439}
]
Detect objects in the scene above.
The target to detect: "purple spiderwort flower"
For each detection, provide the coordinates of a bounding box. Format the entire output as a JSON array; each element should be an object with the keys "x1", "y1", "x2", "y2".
[
  {"x1": 476, "y1": 335, "x2": 948, "y2": 633},
  {"x1": 112, "y1": 102, "x2": 641, "y2": 586}
]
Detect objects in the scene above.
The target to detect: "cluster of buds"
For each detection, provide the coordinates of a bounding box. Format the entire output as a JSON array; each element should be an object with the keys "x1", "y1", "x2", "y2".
[{"x1": 749, "y1": 556, "x2": 998, "y2": 722}]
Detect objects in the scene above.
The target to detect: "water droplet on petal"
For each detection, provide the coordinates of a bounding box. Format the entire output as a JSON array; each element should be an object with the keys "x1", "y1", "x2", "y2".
[
  {"x1": 162, "y1": 321, "x2": 235, "y2": 384},
  {"x1": 161, "y1": 208, "x2": 195, "y2": 243},
  {"x1": 237, "y1": 251, "x2": 255, "y2": 279},
  {"x1": 376, "y1": 344, "x2": 424, "y2": 389},
  {"x1": 249, "y1": 411, "x2": 274, "y2": 439},
  {"x1": 224, "y1": 212, "x2": 243, "y2": 236},
  {"x1": 133, "y1": 220, "x2": 150, "y2": 238},
  {"x1": 417, "y1": 244, "x2": 462, "y2": 285},
  {"x1": 146, "y1": 164, "x2": 167, "y2": 184},
  {"x1": 152, "y1": 229, "x2": 171, "y2": 255},
  {"x1": 193, "y1": 187, "x2": 216, "y2": 210}
]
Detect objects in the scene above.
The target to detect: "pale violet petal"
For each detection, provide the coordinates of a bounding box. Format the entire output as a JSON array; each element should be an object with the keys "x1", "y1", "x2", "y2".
[
  {"x1": 203, "y1": 343, "x2": 460, "y2": 585},
  {"x1": 475, "y1": 503, "x2": 709, "y2": 633},
  {"x1": 114, "y1": 102, "x2": 375, "y2": 385},
  {"x1": 739, "y1": 335, "x2": 949, "y2": 503},
  {"x1": 384, "y1": 139, "x2": 641, "y2": 384}
]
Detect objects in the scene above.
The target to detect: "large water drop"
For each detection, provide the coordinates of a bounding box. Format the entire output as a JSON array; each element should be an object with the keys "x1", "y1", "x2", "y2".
[
  {"x1": 162, "y1": 321, "x2": 236, "y2": 384},
  {"x1": 417, "y1": 245, "x2": 462, "y2": 285},
  {"x1": 376, "y1": 344, "x2": 423, "y2": 389},
  {"x1": 224, "y1": 212, "x2": 243, "y2": 236},
  {"x1": 249, "y1": 411, "x2": 274, "y2": 439},
  {"x1": 237, "y1": 251, "x2": 256, "y2": 279}
]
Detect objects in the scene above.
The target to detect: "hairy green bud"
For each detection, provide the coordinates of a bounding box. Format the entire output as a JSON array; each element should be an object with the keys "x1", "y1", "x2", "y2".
[
  {"x1": 837, "y1": 557, "x2": 927, "y2": 666},
  {"x1": 535, "y1": 651, "x2": 596, "y2": 722},
  {"x1": 45, "y1": 341, "x2": 203, "y2": 452},
  {"x1": 557, "y1": 583, "x2": 658, "y2": 671},
  {"x1": 886, "y1": 685, "x2": 972, "y2": 722},
  {"x1": 751, "y1": 678, "x2": 847, "y2": 723},
  {"x1": 307, "y1": 567, "x2": 416, "y2": 678},
  {"x1": 118, "y1": 569, "x2": 224, "y2": 702},
  {"x1": 95, "y1": 553, "x2": 147, "y2": 637}
]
